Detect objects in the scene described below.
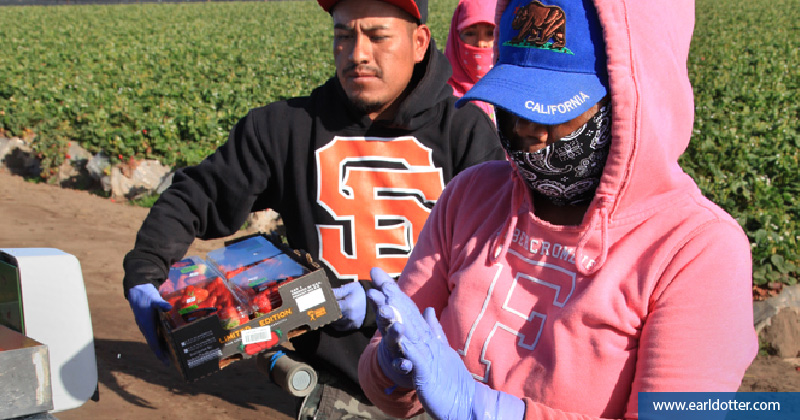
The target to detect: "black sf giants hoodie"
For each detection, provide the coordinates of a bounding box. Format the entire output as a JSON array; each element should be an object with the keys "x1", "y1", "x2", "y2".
[{"x1": 123, "y1": 40, "x2": 503, "y2": 389}]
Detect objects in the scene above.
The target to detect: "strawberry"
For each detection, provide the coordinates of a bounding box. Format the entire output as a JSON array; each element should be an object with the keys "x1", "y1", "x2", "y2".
[
  {"x1": 166, "y1": 295, "x2": 181, "y2": 308},
  {"x1": 244, "y1": 341, "x2": 269, "y2": 355},
  {"x1": 193, "y1": 287, "x2": 209, "y2": 303},
  {"x1": 242, "y1": 330, "x2": 282, "y2": 355},
  {"x1": 265, "y1": 329, "x2": 282, "y2": 348},
  {"x1": 218, "y1": 306, "x2": 248, "y2": 330},
  {"x1": 178, "y1": 286, "x2": 199, "y2": 312},
  {"x1": 252, "y1": 292, "x2": 273, "y2": 316}
]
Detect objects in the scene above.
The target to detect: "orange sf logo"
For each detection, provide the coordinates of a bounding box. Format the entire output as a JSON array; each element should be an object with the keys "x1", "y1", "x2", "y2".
[{"x1": 316, "y1": 136, "x2": 445, "y2": 281}]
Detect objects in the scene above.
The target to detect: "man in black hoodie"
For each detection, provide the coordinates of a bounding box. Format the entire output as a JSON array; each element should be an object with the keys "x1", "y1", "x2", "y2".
[{"x1": 123, "y1": 0, "x2": 502, "y2": 418}]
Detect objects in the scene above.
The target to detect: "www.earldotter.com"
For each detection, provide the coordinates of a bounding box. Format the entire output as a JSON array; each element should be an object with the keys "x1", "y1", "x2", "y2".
[{"x1": 652, "y1": 398, "x2": 781, "y2": 413}]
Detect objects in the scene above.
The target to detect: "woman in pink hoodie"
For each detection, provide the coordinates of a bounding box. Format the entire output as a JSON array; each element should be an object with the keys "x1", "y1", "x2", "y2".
[
  {"x1": 358, "y1": 0, "x2": 757, "y2": 419},
  {"x1": 445, "y1": 0, "x2": 497, "y2": 121}
]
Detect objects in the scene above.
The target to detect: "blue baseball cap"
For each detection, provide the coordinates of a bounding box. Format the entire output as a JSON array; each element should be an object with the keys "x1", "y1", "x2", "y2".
[{"x1": 457, "y1": 0, "x2": 608, "y2": 125}]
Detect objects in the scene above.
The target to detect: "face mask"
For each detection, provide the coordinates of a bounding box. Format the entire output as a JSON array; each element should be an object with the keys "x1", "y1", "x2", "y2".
[
  {"x1": 459, "y1": 42, "x2": 494, "y2": 83},
  {"x1": 501, "y1": 104, "x2": 612, "y2": 206}
]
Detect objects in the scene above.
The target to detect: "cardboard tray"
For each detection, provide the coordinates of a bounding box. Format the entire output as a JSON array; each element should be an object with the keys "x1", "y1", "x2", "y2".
[{"x1": 158, "y1": 235, "x2": 341, "y2": 382}]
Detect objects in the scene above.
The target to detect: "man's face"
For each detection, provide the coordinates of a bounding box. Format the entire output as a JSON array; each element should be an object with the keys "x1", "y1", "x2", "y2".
[{"x1": 332, "y1": 0, "x2": 430, "y2": 120}]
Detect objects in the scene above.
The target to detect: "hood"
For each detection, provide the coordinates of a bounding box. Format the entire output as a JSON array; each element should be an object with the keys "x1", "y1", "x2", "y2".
[
  {"x1": 490, "y1": 0, "x2": 700, "y2": 275},
  {"x1": 445, "y1": 0, "x2": 496, "y2": 96},
  {"x1": 595, "y1": 0, "x2": 698, "y2": 218},
  {"x1": 390, "y1": 37, "x2": 456, "y2": 129},
  {"x1": 330, "y1": 38, "x2": 456, "y2": 131}
]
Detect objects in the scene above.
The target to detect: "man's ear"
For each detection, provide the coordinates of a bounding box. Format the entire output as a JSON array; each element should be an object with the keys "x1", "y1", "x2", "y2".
[{"x1": 413, "y1": 24, "x2": 431, "y2": 64}]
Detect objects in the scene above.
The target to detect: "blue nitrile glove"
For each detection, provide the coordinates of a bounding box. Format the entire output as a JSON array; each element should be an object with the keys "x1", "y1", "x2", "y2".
[
  {"x1": 366, "y1": 267, "x2": 425, "y2": 390},
  {"x1": 128, "y1": 283, "x2": 172, "y2": 365},
  {"x1": 331, "y1": 281, "x2": 367, "y2": 331},
  {"x1": 376, "y1": 320, "x2": 415, "y2": 390},
  {"x1": 398, "y1": 306, "x2": 526, "y2": 420},
  {"x1": 367, "y1": 267, "x2": 419, "y2": 393},
  {"x1": 366, "y1": 267, "x2": 410, "y2": 335}
]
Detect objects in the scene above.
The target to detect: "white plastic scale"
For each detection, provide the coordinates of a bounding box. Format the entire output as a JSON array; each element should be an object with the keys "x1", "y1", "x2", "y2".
[{"x1": 0, "y1": 248, "x2": 98, "y2": 419}]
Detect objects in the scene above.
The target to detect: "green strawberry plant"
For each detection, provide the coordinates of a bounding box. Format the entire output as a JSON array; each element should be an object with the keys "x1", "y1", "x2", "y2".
[{"x1": 1, "y1": 0, "x2": 797, "y2": 286}]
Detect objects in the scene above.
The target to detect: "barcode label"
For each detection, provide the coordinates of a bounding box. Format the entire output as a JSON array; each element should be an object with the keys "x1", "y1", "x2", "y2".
[{"x1": 241, "y1": 326, "x2": 272, "y2": 345}]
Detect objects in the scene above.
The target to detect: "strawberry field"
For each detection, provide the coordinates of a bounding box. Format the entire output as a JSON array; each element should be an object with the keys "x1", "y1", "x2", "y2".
[
  {"x1": 0, "y1": 0, "x2": 798, "y2": 286},
  {"x1": 682, "y1": 0, "x2": 799, "y2": 286}
]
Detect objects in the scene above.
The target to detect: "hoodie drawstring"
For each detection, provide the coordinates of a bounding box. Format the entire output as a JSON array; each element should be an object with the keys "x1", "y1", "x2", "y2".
[
  {"x1": 488, "y1": 170, "x2": 526, "y2": 265},
  {"x1": 576, "y1": 198, "x2": 610, "y2": 276}
]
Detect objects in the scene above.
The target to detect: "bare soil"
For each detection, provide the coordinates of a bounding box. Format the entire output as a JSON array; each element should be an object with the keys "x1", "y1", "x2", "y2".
[
  {"x1": 0, "y1": 168, "x2": 797, "y2": 419},
  {"x1": 0, "y1": 169, "x2": 295, "y2": 420}
]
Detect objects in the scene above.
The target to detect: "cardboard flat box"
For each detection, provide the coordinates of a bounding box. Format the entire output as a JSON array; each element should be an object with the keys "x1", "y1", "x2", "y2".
[{"x1": 159, "y1": 236, "x2": 341, "y2": 382}]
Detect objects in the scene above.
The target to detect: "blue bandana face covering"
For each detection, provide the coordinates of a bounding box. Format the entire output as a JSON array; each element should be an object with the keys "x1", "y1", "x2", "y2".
[{"x1": 501, "y1": 104, "x2": 612, "y2": 206}]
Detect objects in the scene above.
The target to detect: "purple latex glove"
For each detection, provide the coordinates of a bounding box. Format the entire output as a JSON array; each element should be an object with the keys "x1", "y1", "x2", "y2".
[
  {"x1": 368, "y1": 267, "x2": 436, "y2": 389},
  {"x1": 367, "y1": 269, "x2": 526, "y2": 420},
  {"x1": 399, "y1": 308, "x2": 525, "y2": 420},
  {"x1": 128, "y1": 283, "x2": 172, "y2": 365},
  {"x1": 331, "y1": 281, "x2": 367, "y2": 331},
  {"x1": 397, "y1": 308, "x2": 525, "y2": 420}
]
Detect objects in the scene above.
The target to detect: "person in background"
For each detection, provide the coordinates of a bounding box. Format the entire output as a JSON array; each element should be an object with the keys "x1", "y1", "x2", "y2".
[
  {"x1": 445, "y1": 0, "x2": 497, "y2": 121},
  {"x1": 358, "y1": 0, "x2": 757, "y2": 419},
  {"x1": 122, "y1": 0, "x2": 503, "y2": 419}
]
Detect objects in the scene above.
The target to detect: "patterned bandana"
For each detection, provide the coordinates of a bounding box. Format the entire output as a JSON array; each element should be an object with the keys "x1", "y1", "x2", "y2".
[{"x1": 501, "y1": 104, "x2": 612, "y2": 206}]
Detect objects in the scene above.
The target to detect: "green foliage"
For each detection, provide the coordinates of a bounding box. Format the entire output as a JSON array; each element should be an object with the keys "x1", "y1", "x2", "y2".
[
  {"x1": 129, "y1": 192, "x2": 161, "y2": 208},
  {"x1": 1, "y1": 0, "x2": 798, "y2": 286},
  {"x1": 758, "y1": 337, "x2": 775, "y2": 357},
  {"x1": 682, "y1": 0, "x2": 800, "y2": 286},
  {"x1": 0, "y1": 1, "x2": 335, "y2": 174}
]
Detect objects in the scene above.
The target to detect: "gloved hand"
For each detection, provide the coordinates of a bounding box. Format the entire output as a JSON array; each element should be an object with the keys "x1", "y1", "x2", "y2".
[
  {"x1": 365, "y1": 267, "x2": 419, "y2": 388},
  {"x1": 128, "y1": 283, "x2": 172, "y2": 365},
  {"x1": 398, "y1": 307, "x2": 525, "y2": 420},
  {"x1": 331, "y1": 281, "x2": 367, "y2": 331},
  {"x1": 367, "y1": 265, "x2": 525, "y2": 420}
]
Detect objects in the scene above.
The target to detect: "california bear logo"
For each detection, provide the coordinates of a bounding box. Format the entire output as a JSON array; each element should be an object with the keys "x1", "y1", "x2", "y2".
[{"x1": 508, "y1": 0, "x2": 567, "y2": 51}]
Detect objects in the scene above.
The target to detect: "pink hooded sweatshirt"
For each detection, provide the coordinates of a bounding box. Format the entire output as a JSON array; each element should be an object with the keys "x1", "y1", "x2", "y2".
[
  {"x1": 358, "y1": 0, "x2": 758, "y2": 419},
  {"x1": 445, "y1": 0, "x2": 497, "y2": 120}
]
